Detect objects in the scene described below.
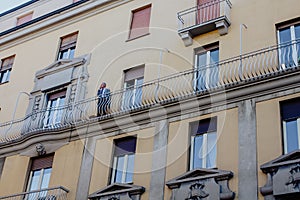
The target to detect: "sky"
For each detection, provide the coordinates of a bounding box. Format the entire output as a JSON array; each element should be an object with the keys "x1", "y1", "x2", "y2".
[{"x1": 0, "y1": 0, "x2": 30, "y2": 13}]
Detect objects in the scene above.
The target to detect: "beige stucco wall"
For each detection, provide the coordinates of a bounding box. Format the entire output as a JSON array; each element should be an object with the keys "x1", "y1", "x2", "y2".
[
  {"x1": 49, "y1": 140, "x2": 84, "y2": 200},
  {"x1": 89, "y1": 127, "x2": 154, "y2": 199},
  {"x1": 0, "y1": 140, "x2": 83, "y2": 199},
  {"x1": 256, "y1": 93, "x2": 300, "y2": 199},
  {"x1": 165, "y1": 108, "x2": 238, "y2": 199},
  {"x1": 0, "y1": 155, "x2": 29, "y2": 196}
]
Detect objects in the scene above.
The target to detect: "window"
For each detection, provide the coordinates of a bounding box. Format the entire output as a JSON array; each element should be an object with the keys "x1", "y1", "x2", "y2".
[
  {"x1": 122, "y1": 66, "x2": 144, "y2": 109},
  {"x1": 26, "y1": 154, "x2": 53, "y2": 198},
  {"x1": 111, "y1": 137, "x2": 136, "y2": 184},
  {"x1": 0, "y1": 55, "x2": 15, "y2": 84},
  {"x1": 16, "y1": 12, "x2": 33, "y2": 26},
  {"x1": 190, "y1": 117, "x2": 217, "y2": 169},
  {"x1": 57, "y1": 32, "x2": 78, "y2": 60},
  {"x1": 277, "y1": 22, "x2": 300, "y2": 69},
  {"x1": 44, "y1": 90, "x2": 66, "y2": 127},
  {"x1": 281, "y1": 98, "x2": 300, "y2": 154},
  {"x1": 128, "y1": 5, "x2": 151, "y2": 40},
  {"x1": 194, "y1": 44, "x2": 219, "y2": 91}
]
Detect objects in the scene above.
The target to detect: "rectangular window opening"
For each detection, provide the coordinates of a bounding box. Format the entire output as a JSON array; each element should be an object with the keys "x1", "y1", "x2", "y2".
[
  {"x1": 128, "y1": 5, "x2": 151, "y2": 40},
  {"x1": 190, "y1": 117, "x2": 217, "y2": 170},
  {"x1": 0, "y1": 55, "x2": 15, "y2": 84},
  {"x1": 111, "y1": 137, "x2": 136, "y2": 184}
]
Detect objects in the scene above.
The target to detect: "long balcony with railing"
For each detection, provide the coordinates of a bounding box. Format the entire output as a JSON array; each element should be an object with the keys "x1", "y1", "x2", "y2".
[
  {"x1": 0, "y1": 186, "x2": 69, "y2": 200},
  {"x1": 0, "y1": 40, "x2": 300, "y2": 143},
  {"x1": 178, "y1": 0, "x2": 232, "y2": 45}
]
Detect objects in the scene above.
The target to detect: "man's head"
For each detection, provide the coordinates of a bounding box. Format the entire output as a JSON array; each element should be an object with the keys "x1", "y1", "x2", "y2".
[{"x1": 100, "y1": 82, "x2": 106, "y2": 88}]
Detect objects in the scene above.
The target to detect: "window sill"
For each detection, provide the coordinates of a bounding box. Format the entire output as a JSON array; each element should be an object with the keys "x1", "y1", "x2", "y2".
[
  {"x1": 0, "y1": 81, "x2": 9, "y2": 85},
  {"x1": 126, "y1": 33, "x2": 150, "y2": 42}
]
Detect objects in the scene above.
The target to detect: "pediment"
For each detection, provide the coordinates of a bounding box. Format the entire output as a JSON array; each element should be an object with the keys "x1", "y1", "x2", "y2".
[
  {"x1": 88, "y1": 183, "x2": 145, "y2": 199},
  {"x1": 261, "y1": 150, "x2": 300, "y2": 172},
  {"x1": 166, "y1": 168, "x2": 233, "y2": 189},
  {"x1": 36, "y1": 57, "x2": 85, "y2": 79}
]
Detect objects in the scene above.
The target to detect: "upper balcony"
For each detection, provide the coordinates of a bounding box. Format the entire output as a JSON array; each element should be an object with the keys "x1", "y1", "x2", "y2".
[
  {"x1": 0, "y1": 40, "x2": 300, "y2": 145},
  {"x1": 178, "y1": 0, "x2": 232, "y2": 46}
]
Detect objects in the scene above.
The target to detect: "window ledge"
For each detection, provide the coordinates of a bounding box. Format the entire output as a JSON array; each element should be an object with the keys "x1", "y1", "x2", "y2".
[{"x1": 126, "y1": 33, "x2": 150, "y2": 42}]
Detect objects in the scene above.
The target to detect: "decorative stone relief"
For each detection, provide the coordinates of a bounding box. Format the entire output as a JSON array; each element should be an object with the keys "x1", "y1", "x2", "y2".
[
  {"x1": 260, "y1": 150, "x2": 300, "y2": 199},
  {"x1": 166, "y1": 169, "x2": 235, "y2": 200},
  {"x1": 31, "y1": 95, "x2": 42, "y2": 120},
  {"x1": 186, "y1": 182, "x2": 209, "y2": 200},
  {"x1": 35, "y1": 143, "x2": 46, "y2": 156}
]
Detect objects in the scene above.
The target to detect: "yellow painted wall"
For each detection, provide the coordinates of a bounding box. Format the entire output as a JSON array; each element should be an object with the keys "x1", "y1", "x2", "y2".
[
  {"x1": 49, "y1": 140, "x2": 84, "y2": 200},
  {"x1": 165, "y1": 108, "x2": 238, "y2": 199},
  {"x1": 1, "y1": 0, "x2": 300, "y2": 123},
  {"x1": 257, "y1": 93, "x2": 300, "y2": 199},
  {"x1": 0, "y1": 155, "x2": 29, "y2": 196},
  {"x1": 89, "y1": 127, "x2": 154, "y2": 199}
]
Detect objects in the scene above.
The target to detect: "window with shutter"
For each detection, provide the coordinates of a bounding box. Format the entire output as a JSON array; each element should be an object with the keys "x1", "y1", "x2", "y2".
[
  {"x1": 57, "y1": 32, "x2": 78, "y2": 60},
  {"x1": 26, "y1": 154, "x2": 54, "y2": 196},
  {"x1": 111, "y1": 137, "x2": 136, "y2": 184},
  {"x1": 128, "y1": 5, "x2": 151, "y2": 40},
  {"x1": 122, "y1": 66, "x2": 144, "y2": 109},
  {"x1": 281, "y1": 98, "x2": 300, "y2": 154},
  {"x1": 190, "y1": 117, "x2": 217, "y2": 169},
  {"x1": 0, "y1": 55, "x2": 15, "y2": 84}
]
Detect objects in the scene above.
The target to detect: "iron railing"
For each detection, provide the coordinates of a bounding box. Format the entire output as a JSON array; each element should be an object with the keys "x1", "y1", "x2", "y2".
[
  {"x1": 0, "y1": 40, "x2": 300, "y2": 143},
  {"x1": 0, "y1": 186, "x2": 69, "y2": 200},
  {"x1": 177, "y1": 0, "x2": 232, "y2": 31}
]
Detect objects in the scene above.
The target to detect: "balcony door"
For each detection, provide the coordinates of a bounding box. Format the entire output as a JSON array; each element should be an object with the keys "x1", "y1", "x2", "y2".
[
  {"x1": 277, "y1": 23, "x2": 300, "y2": 69},
  {"x1": 44, "y1": 90, "x2": 66, "y2": 128},
  {"x1": 194, "y1": 45, "x2": 219, "y2": 91},
  {"x1": 122, "y1": 66, "x2": 144, "y2": 109},
  {"x1": 197, "y1": 0, "x2": 220, "y2": 25}
]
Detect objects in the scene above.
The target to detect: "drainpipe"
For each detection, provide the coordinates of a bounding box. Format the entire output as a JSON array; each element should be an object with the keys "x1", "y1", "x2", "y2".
[
  {"x1": 5, "y1": 91, "x2": 30, "y2": 141},
  {"x1": 155, "y1": 48, "x2": 170, "y2": 101},
  {"x1": 239, "y1": 24, "x2": 247, "y2": 79}
]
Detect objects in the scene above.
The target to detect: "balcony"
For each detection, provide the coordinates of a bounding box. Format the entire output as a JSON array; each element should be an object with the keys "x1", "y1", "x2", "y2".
[
  {"x1": 0, "y1": 186, "x2": 69, "y2": 200},
  {"x1": 0, "y1": 40, "x2": 300, "y2": 143},
  {"x1": 178, "y1": 0, "x2": 232, "y2": 46}
]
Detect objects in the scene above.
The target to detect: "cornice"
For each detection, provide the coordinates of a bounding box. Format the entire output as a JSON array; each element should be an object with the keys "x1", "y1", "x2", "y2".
[{"x1": 0, "y1": 69, "x2": 300, "y2": 157}]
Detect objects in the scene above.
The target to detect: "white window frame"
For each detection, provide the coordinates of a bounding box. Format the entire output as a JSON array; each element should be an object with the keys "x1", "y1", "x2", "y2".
[
  {"x1": 122, "y1": 77, "x2": 143, "y2": 109},
  {"x1": 190, "y1": 131, "x2": 217, "y2": 170},
  {"x1": 277, "y1": 24, "x2": 299, "y2": 70},
  {"x1": 111, "y1": 154, "x2": 134, "y2": 184},
  {"x1": 194, "y1": 47, "x2": 219, "y2": 91},
  {"x1": 283, "y1": 118, "x2": 300, "y2": 154},
  {"x1": 44, "y1": 95, "x2": 66, "y2": 128},
  {"x1": 58, "y1": 47, "x2": 75, "y2": 60}
]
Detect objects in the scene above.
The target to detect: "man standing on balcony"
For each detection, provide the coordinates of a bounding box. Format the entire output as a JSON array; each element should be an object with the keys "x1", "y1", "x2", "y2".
[{"x1": 97, "y1": 82, "x2": 110, "y2": 116}]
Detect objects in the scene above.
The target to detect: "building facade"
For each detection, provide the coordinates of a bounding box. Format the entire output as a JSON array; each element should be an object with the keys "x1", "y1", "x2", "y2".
[{"x1": 0, "y1": 0, "x2": 300, "y2": 199}]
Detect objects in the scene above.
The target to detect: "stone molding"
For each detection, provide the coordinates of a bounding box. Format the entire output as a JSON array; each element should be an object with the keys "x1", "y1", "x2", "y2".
[{"x1": 166, "y1": 168, "x2": 234, "y2": 200}]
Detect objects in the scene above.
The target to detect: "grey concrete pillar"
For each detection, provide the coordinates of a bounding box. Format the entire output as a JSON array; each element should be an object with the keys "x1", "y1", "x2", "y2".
[
  {"x1": 75, "y1": 137, "x2": 96, "y2": 200},
  {"x1": 149, "y1": 119, "x2": 169, "y2": 200},
  {"x1": 238, "y1": 99, "x2": 258, "y2": 200}
]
